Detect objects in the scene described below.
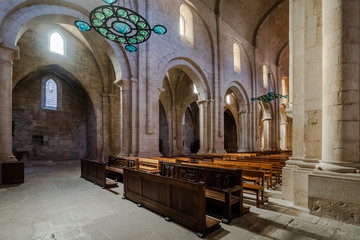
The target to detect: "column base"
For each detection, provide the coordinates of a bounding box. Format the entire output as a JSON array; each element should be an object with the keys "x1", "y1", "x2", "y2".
[
  {"x1": 0, "y1": 154, "x2": 16, "y2": 162},
  {"x1": 282, "y1": 157, "x2": 320, "y2": 208}
]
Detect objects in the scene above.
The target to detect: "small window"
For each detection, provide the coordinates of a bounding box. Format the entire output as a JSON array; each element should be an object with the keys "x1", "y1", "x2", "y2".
[
  {"x1": 180, "y1": 4, "x2": 194, "y2": 46},
  {"x1": 193, "y1": 84, "x2": 198, "y2": 94},
  {"x1": 182, "y1": 114, "x2": 186, "y2": 125},
  {"x1": 233, "y1": 43, "x2": 241, "y2": 72},
  {"x1": 45, "y1": 79, "x2": 58, "y2": 109},
  {"x1": 180, "y1": 15, "x2": 185, "y2": 36},
  {"x1": 263, "y1": 65, "x2": 269, "y2": 89},
  {"x1": 50, "y1": 32, "x2": 64, "y2": 55},
  {"x1": 226, "y1": 95, "x2": 231, "y2": 104}
]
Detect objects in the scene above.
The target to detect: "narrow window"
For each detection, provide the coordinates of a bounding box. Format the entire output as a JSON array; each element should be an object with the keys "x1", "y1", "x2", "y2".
[
  {"x1": 263, "y1": 65, "x2": 269, "y2": 89},
  {"x1": 45, "y1": 79, "x2": 58, "y2": 109},
  {"x1": 180, "y1": 15, "x2": 185, "y2": 36},
  {"x1": 193, "y1": 84, "x2": 198, "y2": 94},
  {"x1": 233, "y1": 43, "x2": 241, "y2": 72},
  {"x1": 226, "y1": 95, "x2": 231, "y2": 104},
  {"x1": 50, "y1": 32, "x2": 64, "y2": 55},
  {"x1": 180, "y1": 4, "x2": 194, "y2": 46}
]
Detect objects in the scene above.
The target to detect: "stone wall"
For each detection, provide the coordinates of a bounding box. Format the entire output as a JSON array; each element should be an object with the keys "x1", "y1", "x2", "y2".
[{"x1": 12, "y1": 73, "x2": 94, "y2": 161}]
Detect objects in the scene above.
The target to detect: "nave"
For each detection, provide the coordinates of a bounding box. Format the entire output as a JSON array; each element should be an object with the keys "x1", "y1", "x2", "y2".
[{"x1": 1, "y1": 162, "x2": 359, "y2": 240}]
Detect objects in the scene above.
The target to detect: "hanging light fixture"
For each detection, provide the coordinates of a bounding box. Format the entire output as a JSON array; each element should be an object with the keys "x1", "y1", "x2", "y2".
[
  {"x1": 251, "y1": 73, "x2": 288, "y2": 103},
  {"x1": 74, "y1": 0, "x2": 167, "y2": 52}
]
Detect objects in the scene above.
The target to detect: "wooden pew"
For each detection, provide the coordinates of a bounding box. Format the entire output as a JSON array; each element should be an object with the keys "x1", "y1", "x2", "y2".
[
  {"x1": 187, "y1": 161, "x2": 269, "y2": 208},
  {"x1": 175, "y1": 157, "x2": 192, "y2": 163},
  {"x1": 160, "y1": 162, "x2": 248, "y2": 223},
  {"x1": 81, "y1": 159, "x2": 117, "y2": 189},
  {"x1": 137, "y1": 158, "x2": 161, "y2": 173},
  {"x1": 213, "y1": 160, "x2": 274, "y2": 189},
  {"x1": 106, "y1": 156, "x2": 137, "y2": 181},
  {"x1": 149, "y1": 157, "x2": 177, "y2": 163},
  {"x1": 123, "y1": 167, "x2": 220, "y2": 238},
  {"x1": 242, "y1": 170, "x2": 268, "y2": 208}
]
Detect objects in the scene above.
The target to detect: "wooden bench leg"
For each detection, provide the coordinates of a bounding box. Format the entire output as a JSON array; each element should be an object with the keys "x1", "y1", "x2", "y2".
[{"x1": 256, "y1": 191, "x2": 260, "y2": 208}]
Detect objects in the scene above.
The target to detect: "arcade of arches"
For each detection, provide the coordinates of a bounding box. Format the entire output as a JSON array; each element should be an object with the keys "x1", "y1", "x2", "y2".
[{"x1": 0, "y1": 0, "x2": 359, "y2": 230}]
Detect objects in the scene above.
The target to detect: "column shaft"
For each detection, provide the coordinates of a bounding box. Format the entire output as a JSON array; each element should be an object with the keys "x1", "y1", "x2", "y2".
[
  {"x1": 321, "y1": 0, "x2": 360, "y2": 172},
  {"x1": 0, "y1": 46, "x2": 16, "y2": 161}
]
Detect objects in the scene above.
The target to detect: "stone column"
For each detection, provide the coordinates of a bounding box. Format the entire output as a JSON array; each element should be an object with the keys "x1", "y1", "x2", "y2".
[
  {"x1": 130, "y1": 78, "x2": 138, "y2": 156},
  {"x1": 101, "y1": 94, "x2": 111, "y2": 161},
  {"x1": 320, "y1": 0, "x2": 360, "y2": 172},
  {"x1": 197, "y1": 100, "x2": 208, "y2": 153},
  {"x1": 114, "y1": 79, "x2": 131, "y2": 156},
  {"x1": 261, "y1": 118, "x2": 272, "y2": 151},
  {"x1": 0, "y1": 45, "x2": 17, "y2": 162},
  {"x1": 238, "y1": 111, "x2": 250, "y2": 152}
]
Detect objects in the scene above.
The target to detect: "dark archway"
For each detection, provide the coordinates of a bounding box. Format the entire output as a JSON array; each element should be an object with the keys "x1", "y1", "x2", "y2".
[
  {"x1": 182, "y1": 101, "x2": 200, "y2": 154},
  {"x1": 12, "y1": 66, "x2": 96, "y2": 161},
  {"x1": 224, "y1": 109, "x2": 237, "y2": 153},
  {"x1": 159, "y1": 101, "x2": 169, "y2": 156}
]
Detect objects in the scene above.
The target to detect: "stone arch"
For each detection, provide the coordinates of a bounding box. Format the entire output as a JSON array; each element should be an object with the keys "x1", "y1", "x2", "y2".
[
  {"x1": 12, "y1": 64, "x2": 98, "y2": 160},
  {"x1": 0, "y1": 4, "x2": 131, "y2": 81},
  {"x1": 158, "y1": 58, "x2": 212, "y2": 101},
  {"x1": 224, "y1": 81, "x2": 251, "y2": 152},
  {"x1": 159, "y1": 58, "x2": 212, "y2": 155}
]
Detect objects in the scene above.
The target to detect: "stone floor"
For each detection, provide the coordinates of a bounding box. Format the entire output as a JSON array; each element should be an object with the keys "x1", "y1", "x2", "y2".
[{"x1": 0, "y1": 161, "x2": 360, "y2": 240}]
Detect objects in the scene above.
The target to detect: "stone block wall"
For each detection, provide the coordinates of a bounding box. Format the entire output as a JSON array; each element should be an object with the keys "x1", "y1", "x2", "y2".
[{"x1": 12, "y1": 74, "x2": 92, "y2": 161}]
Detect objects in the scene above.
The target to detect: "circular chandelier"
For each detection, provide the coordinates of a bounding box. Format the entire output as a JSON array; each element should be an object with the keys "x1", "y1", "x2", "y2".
[
  {"x1": 251, "y1": 92, "x2": 288, "y2": 103},
  {"x1": 75, "y1": 0, "x2": 167, "y2": 52}
]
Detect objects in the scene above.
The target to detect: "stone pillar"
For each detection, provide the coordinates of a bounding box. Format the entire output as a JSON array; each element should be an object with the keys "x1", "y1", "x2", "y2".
[
  {"x1": 114, "y1": 79, "x2": 131, "y2": 156},
  {"x1": 173, "y1": 107, "x2": 183, "y2": 156},
  {"x1": 130, "y1": 78, "x2": 138, "y2": 156},
  {"x1": 197, "y1": 100, "x2": 208, "y2": 153},
  {"x1": 0, "y1": 45, "x2": 17, "y2": 162},
  {"x1": 101, "y1": 94, "x2": 111, "y2": 161},
  {"x1": 320, "y1": 0, "x2": 360, "y2": 173},
  {"x1": 238, "y1": 111, "x2": 250, "y2": 152}
]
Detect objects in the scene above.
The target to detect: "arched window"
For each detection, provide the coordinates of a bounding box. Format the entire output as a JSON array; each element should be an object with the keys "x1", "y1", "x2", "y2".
[
  {"x1": 263, "y1": 65, "x2": 269, "y2": 89},
  {"x1": 233, "y1": 43, "x2": 241, "y2": 73},
  {"x1": 44, "y1": 79, "x2": 58, "y2": 109},
  {"x1": 180, "y1": 15, "x2": 185, "y2": 36},
  {"x1": 49, "y1": 32, "x2": 64, "y2": 55},
  {"x1": 180, "y1": 4, "x2": 194, "y2": 46},
  {"x1": 193, "y1": 83, "x2": 198, "y2": 94},
  {"x1": 226, "y1": 94, "x2": 231, "y2": 104}
]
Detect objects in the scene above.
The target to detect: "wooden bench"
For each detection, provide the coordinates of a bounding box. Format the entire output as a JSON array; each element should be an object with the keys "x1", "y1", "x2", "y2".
[
  {"x1": 123, "y1": 167, "x2": 220, "y2": 238},
  {"x1": 106, "y1": 156, "x2": 137, "y2": 181},
  {"x1": 213, "y1": 160, "x2": 274, "y2": 189},
  {"x1": 161, "y1": 162, "x2": 248, "y2": 223},
  {"x1": 149, "y1": 157, "x2": 177, "y2": 163},
  {"x1": 81, "y1": 159, "x2": 117, "y2": 189},
  {"x1": 137, "y1": 158, "x2": 161, "y2": 173},
  {"x1": 242, "y1": 170, "x2": 268, "y2": 207},
  {"x1": 183, "y1": 161, "x2": 268, "y2": 208}
]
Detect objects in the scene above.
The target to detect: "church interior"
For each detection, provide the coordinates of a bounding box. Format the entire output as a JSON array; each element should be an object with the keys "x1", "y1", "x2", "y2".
[{"x1": 0, "y1": 0, "x2": 359, "y2": 239}]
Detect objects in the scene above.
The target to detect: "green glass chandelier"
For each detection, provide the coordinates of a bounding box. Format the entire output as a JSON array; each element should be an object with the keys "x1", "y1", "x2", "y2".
[
  {"x1": 75, "y1": 0, "x2": 167, "y2": 52},
  {"x1": 251, "y1": 73, "x2": 288, "y2": 103},
  {"x1": 251, "y1": 92, "x2": 288, "y2": 103}
]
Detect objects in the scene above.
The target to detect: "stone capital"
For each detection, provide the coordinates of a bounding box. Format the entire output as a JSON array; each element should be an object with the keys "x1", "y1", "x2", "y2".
[
  {"x1": 0, "y1": 44, "x2": 19, "y2": 64},
  {"x1": 196, "y1": 99, "x2": 209, "y2": 105},
  {"x1": 114, "y1": 78, "x2": 130, "y2": 87}
]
